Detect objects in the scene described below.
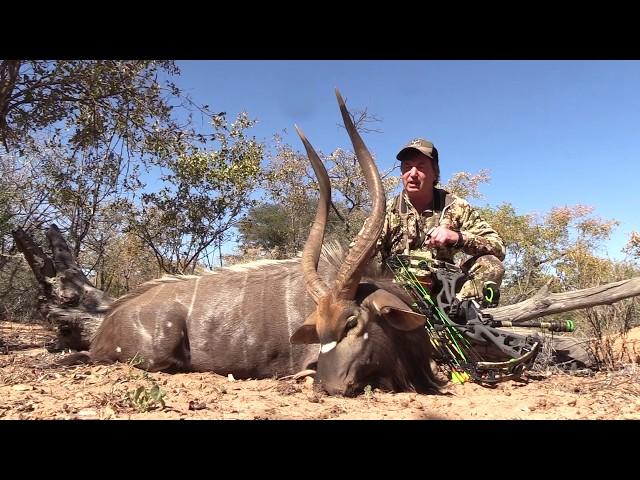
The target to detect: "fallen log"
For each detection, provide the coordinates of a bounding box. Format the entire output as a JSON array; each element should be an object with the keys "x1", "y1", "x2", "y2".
[{"x1": 490, "y1": 280, "x2": 640, "y2": 323}]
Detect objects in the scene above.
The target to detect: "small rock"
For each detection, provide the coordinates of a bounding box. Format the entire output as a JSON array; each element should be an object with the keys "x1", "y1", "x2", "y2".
[
  {"x1": 567, "y1": 399, "x2": 577, "y2": 407},
  {"x1": 227, "y1": 374, "x2": 235, "y2": 382},
  {"x1": 188, "y1": 400, "x2": 207, "y2": 411},
  {"x1": 12, "y1": 384, "x2": 33, "y2": 391},
  {"x1": 78, "y1": 408, "x2": 98, "y2": 417}
]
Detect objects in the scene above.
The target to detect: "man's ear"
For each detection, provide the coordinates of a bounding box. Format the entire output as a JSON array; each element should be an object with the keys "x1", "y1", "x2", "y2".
[
  {"x1": 290, "y1": 310, "x2": 320, "y2": 344},
  {"x1": 365, "y1": 289, "x2": 426, "y2": 331}
]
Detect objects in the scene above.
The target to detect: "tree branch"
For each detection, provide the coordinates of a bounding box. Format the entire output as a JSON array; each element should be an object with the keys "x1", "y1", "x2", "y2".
[{"x1": 491, "y1": 277, "x2": 640, "y2": 324}]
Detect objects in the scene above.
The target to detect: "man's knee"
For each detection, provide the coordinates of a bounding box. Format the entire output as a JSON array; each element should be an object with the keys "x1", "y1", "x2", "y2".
[
  {"x1": 463, "y1": 255, "x2": 505, "y2": 285},
  {"x1": 457, "y1": 255, "x2": 504, "y2": 302}
]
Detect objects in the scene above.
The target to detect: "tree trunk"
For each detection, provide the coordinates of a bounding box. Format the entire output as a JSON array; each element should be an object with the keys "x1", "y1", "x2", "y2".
[{"x1": 12, "y1": 224, "x2": 112, "y2": 350}]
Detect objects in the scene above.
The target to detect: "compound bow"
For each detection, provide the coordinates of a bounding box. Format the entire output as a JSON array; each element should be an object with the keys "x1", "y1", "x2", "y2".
[{"x1": 386, "y1": 255, "x2": 575, "y2": 384}]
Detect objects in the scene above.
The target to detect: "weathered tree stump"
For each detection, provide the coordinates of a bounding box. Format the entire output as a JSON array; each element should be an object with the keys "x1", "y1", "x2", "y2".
[{"x1": 12, "y1": 224, "x2": 112, "y2": 350}]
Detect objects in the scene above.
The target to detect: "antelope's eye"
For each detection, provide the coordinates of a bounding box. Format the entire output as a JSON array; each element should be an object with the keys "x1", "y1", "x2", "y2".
[{"x1": 345, "y1": 315, "x2": 358, "y2": 332}]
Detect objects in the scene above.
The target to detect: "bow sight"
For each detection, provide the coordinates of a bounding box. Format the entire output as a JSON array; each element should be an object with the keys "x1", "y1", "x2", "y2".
[{"x1": 386, "y1": 255, "x2": 575, "y2": 384}]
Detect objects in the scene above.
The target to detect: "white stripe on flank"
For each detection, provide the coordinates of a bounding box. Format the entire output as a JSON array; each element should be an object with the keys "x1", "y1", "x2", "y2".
[
  {"x1": 187, "y1": 277, "x2": 201, "y2": 321},
  {"x1": 320, "y1": 341, "x2": 337, "y2": 354},
  {"x1": 285, "y1": 272, "x2": 294, "y2": 373}
]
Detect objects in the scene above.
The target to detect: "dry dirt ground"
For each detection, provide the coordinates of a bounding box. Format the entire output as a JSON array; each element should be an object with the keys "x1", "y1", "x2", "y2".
[{"x1": 2, "y1": 321, "x2": 640, "y2": 420}]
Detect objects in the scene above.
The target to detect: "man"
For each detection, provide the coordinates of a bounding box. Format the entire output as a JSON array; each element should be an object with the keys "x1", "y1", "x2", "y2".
[
  {"x1": 377, "y1": 138, "x2": 506, "y2": 304},
  {"x1": 372, "y1": 139, "x2": 596, "y2": 370}
]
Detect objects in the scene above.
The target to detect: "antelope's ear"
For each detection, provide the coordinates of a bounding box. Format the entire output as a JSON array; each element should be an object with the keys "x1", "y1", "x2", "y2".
[
  {"x1": 290, "y1": 311, "x2": 320, "y2": 344},
  {"x1": 365, "y1": 289, "x2": 426, "y2": 331}
]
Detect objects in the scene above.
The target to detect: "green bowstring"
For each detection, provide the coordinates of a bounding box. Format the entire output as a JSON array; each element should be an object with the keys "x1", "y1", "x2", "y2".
[{"x1": 389, "y1": 257, "x2": 477, "y2": 372}]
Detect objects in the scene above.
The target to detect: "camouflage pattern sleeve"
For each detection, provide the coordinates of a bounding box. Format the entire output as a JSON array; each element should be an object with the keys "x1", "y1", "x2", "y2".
[{"x1": 446, "y1": 197, "x2": 506, "y2": 261}]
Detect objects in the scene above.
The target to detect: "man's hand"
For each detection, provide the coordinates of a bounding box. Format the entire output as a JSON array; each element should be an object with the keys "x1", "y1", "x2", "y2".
[{"x1": 425, "y1": 226, "x2": 462, "y2": 248}]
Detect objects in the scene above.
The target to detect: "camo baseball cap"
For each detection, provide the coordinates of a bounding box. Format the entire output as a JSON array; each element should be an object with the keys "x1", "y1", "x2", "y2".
[{"x1": 396, "y1": 138, "x2": 439, "y2": 162}]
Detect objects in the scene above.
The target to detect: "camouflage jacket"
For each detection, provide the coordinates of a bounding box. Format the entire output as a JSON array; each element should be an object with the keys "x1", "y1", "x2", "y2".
[{"x1": 375, "y1": 188, "x2": 506, "y2": 263}]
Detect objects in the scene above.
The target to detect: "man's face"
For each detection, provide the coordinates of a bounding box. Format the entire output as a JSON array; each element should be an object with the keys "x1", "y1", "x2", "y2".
[{"x1": 400, "y1": 152, "x2": 435, "y2": 195}]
